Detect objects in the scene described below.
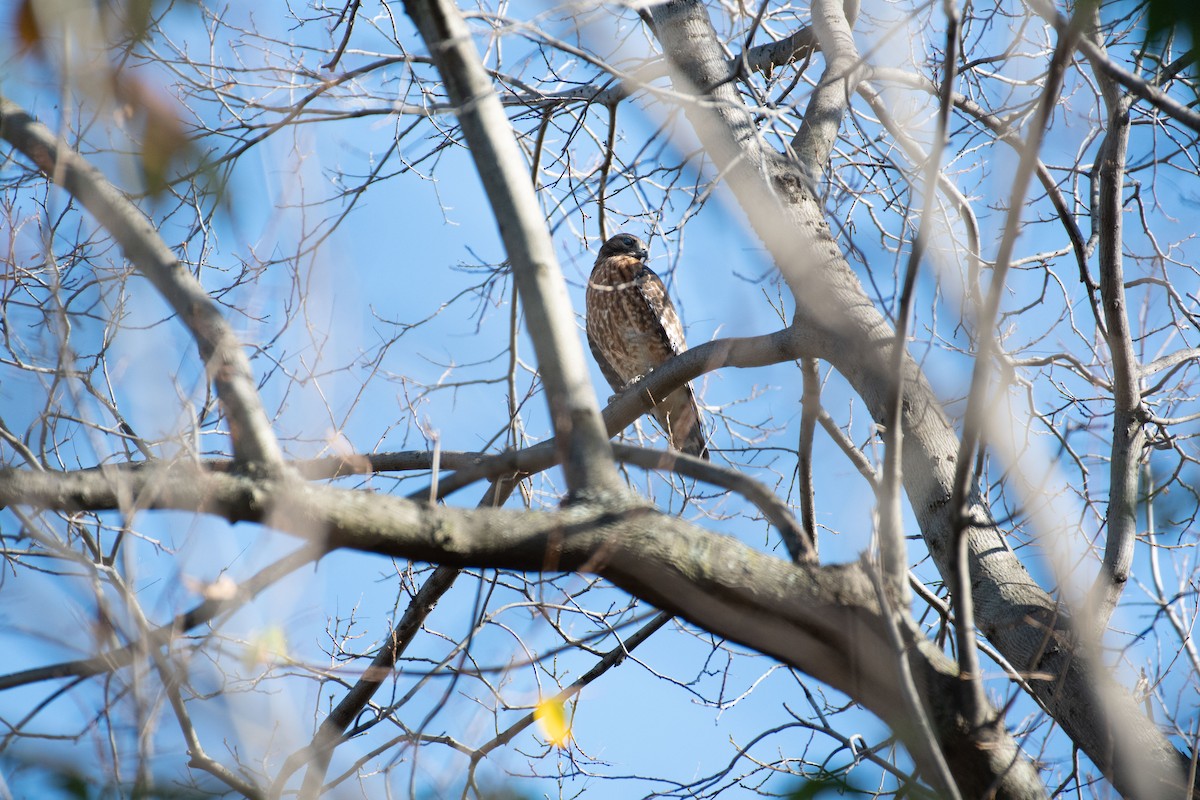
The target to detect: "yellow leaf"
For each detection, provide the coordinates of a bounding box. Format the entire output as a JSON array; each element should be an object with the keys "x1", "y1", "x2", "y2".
[
  {"x1": 243, "y1": 626, "x2": 288, "y2": 668},
  {"x1": 534, "y1": 697, "x2": 571, "y2": 748}
]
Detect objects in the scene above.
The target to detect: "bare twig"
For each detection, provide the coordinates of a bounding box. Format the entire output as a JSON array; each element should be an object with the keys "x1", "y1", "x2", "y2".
[
  {"x1": 797, "y1": 357, "x2": 821, "y2": 560},
  {"x1": 465, "y1": 610, "x2": 671, "y2": 778},
  {"x1": 0, "y1": 546, "x2": 319, "y2": 691}
]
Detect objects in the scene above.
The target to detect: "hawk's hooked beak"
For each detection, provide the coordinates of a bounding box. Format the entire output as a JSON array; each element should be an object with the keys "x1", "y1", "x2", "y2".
[{"x1": 636, "y1": 247, "x2": 649, "y2": 262}]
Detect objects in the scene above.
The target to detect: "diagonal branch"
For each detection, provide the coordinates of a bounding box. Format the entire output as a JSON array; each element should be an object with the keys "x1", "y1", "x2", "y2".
[
  {"x1": 0, "y1": 546, "x2": 319, "y2": 692},
  {"x1": 0, "y1": 94, "x2": 284, "y2": 470},
  {"x1": 465, "y1": 610, "x2": 672, "y2": 782},
  {"x1": 641, "y1": 1, "x2": 1191, "y2": 796},
  {"x1": 1028, "y1": 0, "x2": 1200, "y2": 134},
  {"x1": 791, "y1": 0, "x2": 866, "y2": 175},
  {"x1": 401, "y1": 0, "x2": 619, "y2": 499}
]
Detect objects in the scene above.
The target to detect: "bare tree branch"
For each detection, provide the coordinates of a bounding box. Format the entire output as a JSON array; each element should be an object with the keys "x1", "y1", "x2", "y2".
[
  {"x1": 643, "y1": 2, "x2": 1191, "y2": 795},
  {"x1": 1083, "y1": 5, "x2": 1146, "y2": 634}
]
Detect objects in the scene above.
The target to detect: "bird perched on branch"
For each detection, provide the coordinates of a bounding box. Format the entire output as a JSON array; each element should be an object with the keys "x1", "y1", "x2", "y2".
[{"x1": 585, "y1": 233, "x2": 709, "y2": 459}]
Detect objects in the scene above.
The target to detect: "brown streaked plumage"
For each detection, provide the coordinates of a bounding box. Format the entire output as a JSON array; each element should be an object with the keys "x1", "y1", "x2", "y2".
[{"x1": 585, "y1": 233, "x2": 709, "y2": 459}]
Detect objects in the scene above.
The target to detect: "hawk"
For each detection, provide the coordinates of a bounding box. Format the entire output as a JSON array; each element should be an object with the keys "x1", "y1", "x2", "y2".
[{"x1": 585, "y1": 233, "x2": 709, "y2": 459}]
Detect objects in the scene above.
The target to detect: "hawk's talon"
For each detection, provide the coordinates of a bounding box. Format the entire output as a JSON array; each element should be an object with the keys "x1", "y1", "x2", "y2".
[{"x1": 619, "y1": 373, "x2": 649, "y2": 393}]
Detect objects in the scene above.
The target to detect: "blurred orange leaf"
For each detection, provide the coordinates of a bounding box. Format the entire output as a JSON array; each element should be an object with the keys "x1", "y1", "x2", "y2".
[
  {"x1": 13, "y1": 0, "x2": 41, "y2": 55},
  {"x1": 116, "y1": 77, "x2": 191, "y2": 196}
]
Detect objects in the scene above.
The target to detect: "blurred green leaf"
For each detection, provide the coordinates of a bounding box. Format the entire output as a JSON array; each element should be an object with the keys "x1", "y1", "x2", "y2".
[
  {"x1": 785, "y1": 770, "x2": 871, "y2": 799},
  {"x1": 1143, "y1": 0, "x2": 1200, "y2": 48}
]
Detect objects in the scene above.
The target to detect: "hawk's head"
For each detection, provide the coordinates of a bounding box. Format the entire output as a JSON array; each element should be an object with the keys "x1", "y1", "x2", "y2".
[{"x1": 597, "y1": 233, "x2": 649, "y2": 263}]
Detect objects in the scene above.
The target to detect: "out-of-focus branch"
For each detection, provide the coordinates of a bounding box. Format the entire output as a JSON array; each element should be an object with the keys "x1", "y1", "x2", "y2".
[
  {"x1": 0, "y1": 546, "x2": 319, "y2": 692},
  {"x1": 877, "y1": 0, "x2": 960, "y2": 610},
  {"x1": 868, "y1": 559, "x2": 961, "y2": 800},
  {"x1": 1027, "y1": 0, "x2": 1200, "y2": 133},
  {"x1": 868, "y1": 66, "x2": 1102, "y2": 334},
  {"x1": 856, "y1": 83, "x2": 981, "y2": 298},
  {"x1": 945, "y1": 9, "x2": 1081, "y2": 730},
  {"x1": 644, "y1": 2, "x2": 1189, "y2": 795},
  {"x1": 112, "y1": 566, "x2": 267, "y2": 800},
  {"x1": 401, "y1": 0, "x2": 619, "y2": 499},
  {"x1": 0, "y1": 94, "x2": 284, "y2": 469},
  {"x1": 870, "y1": 7, "x2": 970, "y2": 779}
]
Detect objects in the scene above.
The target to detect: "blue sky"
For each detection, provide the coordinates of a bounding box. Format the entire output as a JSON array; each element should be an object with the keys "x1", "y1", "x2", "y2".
[{"x1": 3, "y1": 0, "x2": 1199, "y2": 797}]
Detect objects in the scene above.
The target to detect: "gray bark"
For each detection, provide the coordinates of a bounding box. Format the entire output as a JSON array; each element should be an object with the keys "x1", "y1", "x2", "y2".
[{"x1": 0, "y1": 2, "x2": 1188, "y2": 796}]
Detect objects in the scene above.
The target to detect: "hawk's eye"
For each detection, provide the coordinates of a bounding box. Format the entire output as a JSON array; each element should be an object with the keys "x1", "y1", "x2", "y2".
[{"x1": 622, "y1": 236, "x2": 634, "y2": 248}]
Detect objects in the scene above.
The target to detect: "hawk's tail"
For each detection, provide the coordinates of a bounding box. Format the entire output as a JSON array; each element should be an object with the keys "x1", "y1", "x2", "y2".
[{"x1": 653, "y1": 385, "x2": 709, "y2": 460}]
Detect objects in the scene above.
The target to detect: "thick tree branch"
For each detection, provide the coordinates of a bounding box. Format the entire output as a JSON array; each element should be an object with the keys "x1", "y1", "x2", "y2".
[
  {"x1": 0, "y1": 463, "x2": 1043, "y2": 799},
  {"x1": 790, "y1": 0, "x2": 865, "y2": 175},
  {"x1": 1084, "y1": 8, "x2": 1145, "y2": 636}
]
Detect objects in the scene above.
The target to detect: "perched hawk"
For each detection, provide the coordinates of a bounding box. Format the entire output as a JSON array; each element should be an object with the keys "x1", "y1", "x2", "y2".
[{"x1": 585, "y1": 233, "x2": 709, "y2": 459}]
